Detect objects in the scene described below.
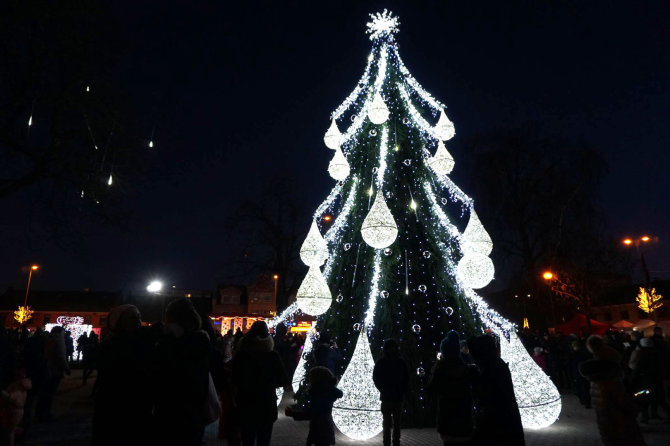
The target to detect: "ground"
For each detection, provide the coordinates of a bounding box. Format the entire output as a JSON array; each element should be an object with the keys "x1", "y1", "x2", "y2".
[{"x1": 21, "y1": 370, "x2": 670, "y2": 446}]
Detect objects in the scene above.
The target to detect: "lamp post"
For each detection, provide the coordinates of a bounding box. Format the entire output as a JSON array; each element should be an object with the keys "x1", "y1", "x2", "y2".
[
  {"x1": 272, "y1": 274, "x2": 279, "y2": 301},
  {"x1": 24, "y1": 264, "x2": 40, "y2": 307},
  {"x1": 622, "y1": 235, "x2": 654, "y2": 286}
]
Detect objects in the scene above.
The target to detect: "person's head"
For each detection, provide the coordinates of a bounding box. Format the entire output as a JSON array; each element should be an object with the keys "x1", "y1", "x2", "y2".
[
  {"x1": 468, "y1": 335, "x2": 498, "y2": 364},
  {"x1": 309, "y1": 366, "x2": 336, "y2": 388},
  {"x1": 50, "y1": 326, "x2": 64, "y2": 337},
  {"x1": 382, "y1": 338, "x2": 399, "y2": 358},
  {"x1": 108, "y1": 304, "x2": 142, "y2": 335},
  {"x1": 440, "y1": 330, "x2": 461, "y2": 359},
  {"x1": 247, "y1": 320, "x2": 270, "y2": 338},
  {"x1": 460, "y1": 340, "x2": 469, "y2": 354},
  {"x1": 653, "y1": 326, "x2": 663, "y2": 337},
  {"x1": 640, "y1": 337, "x2": 654, "y2": 348},
  {"x1": 631, "y1": 330, "x2": 643, "y2": 341},
  {"x1": 586, "y1": 334, "x2": 620, "y2": 361},
  {"x1": 274, "y1": 323, "x2": 287, "y2": 338},
  {"x1": 165, "y1": 298, "x2": 201, "y2": 332}
]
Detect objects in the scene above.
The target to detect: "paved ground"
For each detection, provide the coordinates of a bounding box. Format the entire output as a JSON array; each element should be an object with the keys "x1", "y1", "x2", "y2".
[{"x1": 20, "y1": 370, "x2": 670, "y2": 446}]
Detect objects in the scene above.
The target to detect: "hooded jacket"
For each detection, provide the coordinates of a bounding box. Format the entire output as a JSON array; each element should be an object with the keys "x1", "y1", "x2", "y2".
[{"x1": 233, "y1": 334, "x2": 286, "y2": 428}]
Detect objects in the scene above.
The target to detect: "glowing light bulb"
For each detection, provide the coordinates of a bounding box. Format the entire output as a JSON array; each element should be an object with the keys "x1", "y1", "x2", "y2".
[
  {"x1": 107, "y1": 174, "x2": 113, "y2": 186},
  {"x1": 410, "y1": 199, "x2": 417, "y2": 210},
  {"x1": 148, "y1": 140, "x2": 154, "y2": 148},
  {"x1": 86, "y1": 86, "x2": 90, "y2": 92},
  {"x1": 28, "y1": 116, "x2": 32, "y2": 127},
  {"x1": 368, "y1": 186, "x2": 374, "y2": 196}
]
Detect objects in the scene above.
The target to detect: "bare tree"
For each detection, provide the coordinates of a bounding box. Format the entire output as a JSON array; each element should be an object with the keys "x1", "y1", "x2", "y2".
[
  {"x1": 0, "y1": 1, "x2": 152, "y2": 243},
  {"x1": 222, "y1": 178, "x2": 308, "y2": 311}
]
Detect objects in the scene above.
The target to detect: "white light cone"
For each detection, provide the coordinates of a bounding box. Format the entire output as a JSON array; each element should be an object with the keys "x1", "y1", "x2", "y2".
[
  {"x1": 461, "y1": 210, "x2": 493, "y2": 256},
  {"x1": 328, "y1": 147, "x2": 350, "y2": 181},
  {"x1": 498, "y1": 330, "x2": 562, "y2": 429},
  {"x1": 434, "y1": 109, "x2": 455, "y2": 141},
  {"x1": 333, "y1": 330, "x2": 383, "y2": 440},
  {"x1": 367, "y1": 91, "x2": 389, "y2": 124},
  {"x1": 428, "y1": 141, "x2": 455, "y2": 175},
  {"x1": 361, "y1": 192, "x2": 398, "y2": 249},
  {"x1": 300, "y1": 221, "x2": 329, "y2": 266},
  {"x1": 296, "y1": 266, "x2": 332, "y2": 316},
  {"x1": 324, "y1": 119, "x2": 343, "y2": 149}
]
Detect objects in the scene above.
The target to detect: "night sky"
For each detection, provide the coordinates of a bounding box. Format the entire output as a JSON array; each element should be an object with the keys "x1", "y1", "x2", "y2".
[{"x1": 2, "y1": 1, "x2": 669, "y2": 293}]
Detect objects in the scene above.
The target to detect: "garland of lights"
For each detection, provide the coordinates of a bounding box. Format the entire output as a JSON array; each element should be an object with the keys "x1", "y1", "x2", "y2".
[{"x1": 277, "y1": 10, "x2": 561, "y2": 437}]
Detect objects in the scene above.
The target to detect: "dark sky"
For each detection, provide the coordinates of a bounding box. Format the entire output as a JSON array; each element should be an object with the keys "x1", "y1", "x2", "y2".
[{"x1": 2, "y1": 1, "x2": 669, "y2": 293}]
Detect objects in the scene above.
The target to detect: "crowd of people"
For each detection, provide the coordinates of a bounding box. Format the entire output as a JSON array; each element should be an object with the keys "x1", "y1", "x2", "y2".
[{"x1": 1, "y1": 305, "x2": 668, "y2": 446}]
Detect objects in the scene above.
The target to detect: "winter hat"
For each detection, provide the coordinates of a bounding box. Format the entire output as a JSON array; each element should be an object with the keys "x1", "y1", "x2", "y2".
[
  {"x1": 248, "y1": 320, "x2": 270, "y2": 338},
  {"x1": 640, "y1": 337, "x2": 654, "y2": 348},
  {"x1": 440, "y1": 330, "x2": 461, "y2": 358}
]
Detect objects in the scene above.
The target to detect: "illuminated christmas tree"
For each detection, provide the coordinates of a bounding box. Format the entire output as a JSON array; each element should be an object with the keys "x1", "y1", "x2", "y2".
[{"x1": 272, "y1": 10, "x2": 560, "y2": 439}]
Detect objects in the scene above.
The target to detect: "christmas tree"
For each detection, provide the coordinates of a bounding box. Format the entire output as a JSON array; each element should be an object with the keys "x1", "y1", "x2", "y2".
[{"x1": 272, "y1": 10, "x2": 560, "y2": 439}]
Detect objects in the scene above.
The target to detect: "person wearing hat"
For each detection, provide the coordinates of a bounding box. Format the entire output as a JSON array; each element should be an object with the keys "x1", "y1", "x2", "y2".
[
  {"x1": 311, "y1": 333, "x2": 342, "y2": 376},
  {"x1": 233, "y1": 320, "x2": 286, "y2": 446},
  {"x1": 427, "y1": 331, "x2": 478, "y2": 445}
]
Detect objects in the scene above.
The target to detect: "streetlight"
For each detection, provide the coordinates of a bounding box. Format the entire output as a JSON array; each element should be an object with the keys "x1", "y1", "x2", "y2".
[
  {"x1": 622, "y1": 235, "x2": 655, "y2": 286},
  {"x1": 273, "y1": 274, "x2": 279, "y2": 301},
  {"x1": 147, "y1": 280, "x2": 163, "y2": 293},
  {"x1": 542, "y1": 271, "x2": 554, "y2": 280},
  {"x1": 24, "y1": 264, "x2": 40, "y2": 307}
]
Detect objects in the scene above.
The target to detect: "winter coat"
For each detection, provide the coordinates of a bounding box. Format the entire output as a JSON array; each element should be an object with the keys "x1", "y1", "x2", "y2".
[
  {"x1": 471, "y1": 358, "x2": 525, "y2": 446},
  {"x1": 92, "y1": 328, "x2": 155, "y2": 446},
  {"x1": 312, "y1": 343, "x2": 341, "y2": 375},
  {"x1": 306, "y1": 383, "x2": 343, "y2": 446},
  {"x1": 372, "y1": 357, "x2": 409, "y2": 402},
  {"x1": 233, "y1": 334, "x2": 286, "y2": 429},
  {"x1": 579, "y1": 359, "x2": 645, "y2": 446},
  {"x1": 151, "y1": 325, "x2": 211, "y2": 446},
  {"x1": 427, "y1": 357, "x2": 477, "y2": 438},
  {"x1": 629, "y1": 347, "x2": 664, "y2": 391},
  {"x1": 45, "y1": 332, "x2": 69, "y2": 378}
]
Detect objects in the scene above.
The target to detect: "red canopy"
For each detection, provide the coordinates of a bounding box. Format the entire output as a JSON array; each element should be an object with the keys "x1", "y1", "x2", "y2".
[{"x1": 554, "y1": 313, "x2": 610, "y2": 336}]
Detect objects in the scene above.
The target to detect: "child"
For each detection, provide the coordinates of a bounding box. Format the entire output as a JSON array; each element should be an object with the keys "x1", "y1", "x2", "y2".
[{"x1": 286, "y1": 366, "x2": 343, "y2": 446}]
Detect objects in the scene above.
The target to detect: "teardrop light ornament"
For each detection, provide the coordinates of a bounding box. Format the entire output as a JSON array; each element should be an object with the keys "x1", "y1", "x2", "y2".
[
  {"x1": 332, "y1": 330, "x2": 383, "y2": 440},
  {"x1": 498, "y1": 330, "x2": 562, "y2": 429},
  {"x1": 427, "y1": 141, "x2": 455, "y2": 176},
  {"x1": 434, "y1": 109, "x2": 455, "y2": 141},
  {"x1": 292, "y1": 333, "x2": 314, "y2": 393},
  {"x1": 367, "y1": 91, "x2": 389, "y2": 125},
  {"x1": 300, "y1": 221, "x2": 329, "y2": 266},
  {"x1": 296, "y1": 266, "x2": 332, "y2": 316},
  {"x1": 328, "y1": 147, "x2": 350, "y2": 181},
  {"x1": 461, "y1": 210, "x2": 493, "y2": 256},
  {"x1": 361, "y1": 192, "x2": 398, "y2": 249},
  {"x1": 457, "y1": 252, "x2": 494, "y2": 289},
  {"x1": 324, "y1": 118, "x2": 343, "y2": 150}
]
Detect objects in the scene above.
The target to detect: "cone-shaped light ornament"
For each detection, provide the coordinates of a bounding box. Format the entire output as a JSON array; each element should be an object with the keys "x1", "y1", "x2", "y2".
[
  {"x1": 361, "y1": 192, "x2": 398, "y2": 249},
  {"x1": 296, "y1": 266, "x2": 332, "y2": 316},
  {"x1": 300, "y1": 221, "x2": 329, "y2": 266},
  {"x1": 332, "y1": 330, "x2": 383, "y2": 440},
  {"x1": 498, "y1": 330, "x2": 562, "y2": 428},
  {"x1": 328, "y1": 147, "x2": 350, "y2": 181},
  {"x1": 367, "y1": 91, "x2": 389, "y2": 125},
  {"x1": 428, "y1": 141, "x2": 455, "y2": 175},
  {"x1": 324, "y1": 119, "x2": 343, "y2": 150},
  {"x1": 461, "y1": 210, "x2": 493, "y2": 256},
  {"x1": 458, "y1": 253, "x2": 494, "y2": 289},
  {"x1": 434, "y1": 109, "x2": 455, "y2": 141},
  {"x1": 292, "y1": 334, "x2": 313, "y2": 393}
]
